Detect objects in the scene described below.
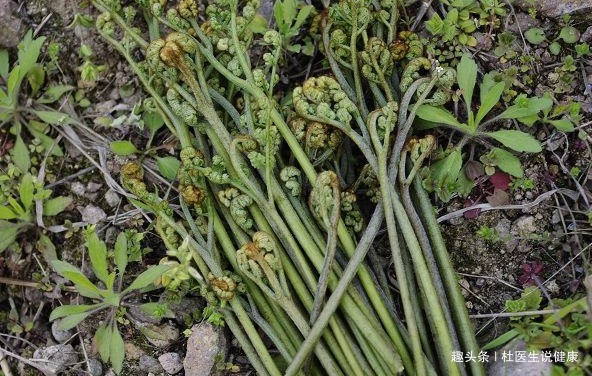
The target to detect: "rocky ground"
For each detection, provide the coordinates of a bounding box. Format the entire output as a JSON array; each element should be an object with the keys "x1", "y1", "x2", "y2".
[{"x1": 0, "y1": 0, "x2": 591, "y2": 375}]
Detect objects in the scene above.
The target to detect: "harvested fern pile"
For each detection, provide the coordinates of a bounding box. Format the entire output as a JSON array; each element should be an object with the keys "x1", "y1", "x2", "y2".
[{"x1": 91, "y1": 0, "x2": 484, "y2": 374}]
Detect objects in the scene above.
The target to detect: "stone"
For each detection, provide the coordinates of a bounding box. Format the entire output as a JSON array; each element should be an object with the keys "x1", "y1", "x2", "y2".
[
  {"x1": 139, "y1": 355, "x2": 163, "y2": 374},
  {"x1": 124, "y1": 342, "x2": 145, "y2": 360},
  {"x1": 51, "y1": 320, "x2": 74, "y2": 343},
  {"x1": 183, "y1": 323, "x2": 228, "y2": 376},
  {"x1": 139, "y1": 322, "x2": 179, "y2": 348},
  {"x1": 158, "y1": 352, "x2": 183, "y2": 374},
  {"x1": 511, "y1": 216, "x2": 537, "y2": 238},
  {"x1": 87, "y1": 358, "x2": 103, "y2": 376},
  {"x1": 487, "y1": 340, "x2": 552, "y2": 376},
  {"x1": 512, "y1": 0, "x2": 592, "y2": 21},
  {"x1": 104, "y1": 189, "x2": 120, "y2": 207},
  {"x1": 70, "y1": 181, "x2": 87, "y2": 197},
  {"x1": 505, "y1": 12, "x2": 541, "y2": 34},
  {"x1": 32, "y1": 344, "x2": 78, "y2": 374},
  {"x1": 79, "y1": 205, "x2": 107, "y2": 224},
  {"x1": 0, "y1": 0, "x2": 26, "y2": 48}
]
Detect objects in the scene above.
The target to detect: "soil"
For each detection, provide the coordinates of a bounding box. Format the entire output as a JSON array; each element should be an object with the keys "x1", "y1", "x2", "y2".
[{"x1": 0, "y1": 0, "x2": 590, "y2": 375}]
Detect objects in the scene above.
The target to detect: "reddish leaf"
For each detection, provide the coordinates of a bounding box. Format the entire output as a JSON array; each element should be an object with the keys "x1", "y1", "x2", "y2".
[
  {"x1": 488, "y1": 171, "x2": 511, "y2": 191},
  {"x1": 463, "y1": 199, "x2": 481, "y2": 219},
  {"x1": 518, "y1": 261, "x2": 543, "y2": 286},
  {"x1": 486, "y1": 188, "x2": 509, "y2": 206},
  {"x1": 465, "y1": 160, "x2": 485, "y2": 181}
]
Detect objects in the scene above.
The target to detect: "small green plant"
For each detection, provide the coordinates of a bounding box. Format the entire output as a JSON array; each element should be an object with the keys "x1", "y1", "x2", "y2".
[
  {"x1": 273, "y1": 0, "x2": 315, "y2": 55},
  {"x1": 49, "y1": 227, "x2": 170, "y2": 374},
  {"x1": 0, "y1": 31, "x2": 74, "y2": 173},
  {"x1": 416, "y1": 54, "x2": 544, "y2": 200},
  {"x1": 476, "y1": 225, "x2": 501, "y2": 242},
  {"x1": 0, "y1": 173, "x2": 72, "y2": 253},
  {"x1": 486, "y1": 287, "x2": 592, "y2": 374}
]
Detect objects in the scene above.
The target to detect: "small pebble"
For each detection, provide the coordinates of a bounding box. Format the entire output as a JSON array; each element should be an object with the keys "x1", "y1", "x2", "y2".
[
  {"x1": 51, "y1": 320, "x2": 74, "y2": 343},
  {"x1": 139, "y1": 355, "x2": 163, "y2": 374},
  {"x1": 80, "y1": 205, "x2": 107, "y2": 224},
  {"x1": 104, "y1": 189, "x2": 120, "y2": 207},
  {"x1": 70, "y1": 181, "x2": 86, "y2": 197},
  {"x1": 159, "y1": 352, "x2": 183, "y2": 374}
]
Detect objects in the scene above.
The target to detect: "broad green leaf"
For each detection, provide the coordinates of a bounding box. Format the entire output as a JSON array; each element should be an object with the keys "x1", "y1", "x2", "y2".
[
  {"x1": 155, "y1": 156, "x2": 180, "y2": 180},
  {"x1": 273, "y1": 1, "x2": 286, "y2": 32},
  {"x1": 114, "y1": 232, "x2": 128, "y2": 274},
  {"x1": 457, "y1": 53, "x2": 477, "y2": 110},
  {"x1": 50, "y1": 259, "x2": 82, "y2": 275},
  {"x1": 12, "y1": 135, "x2": 30, "y2": 173},
  {"x1": 43, "y1": 196, "x2": 73, "y2": 216},
  {"x1": 489, "y1": 148, "x2": 523, "y2": 178},
  {"x1": 110, "y1": 327, "x2": 125, "y2": 374},
  {"x1": 432, "y1": 149, "x2": 463, "y2": 187},
  {"x1": 0, "y1": 206, "x2": 17, "y2": 220},
  {"x1": 8, "y1": 197, "x2": 26, "y2": 218},
  {"x1": 102, "y1": 290, "x2": 121, "y2": 307},
  {"x1": 27, "y1": 64, "x2": 45, "y2": 95},
  {"x1": 17, "y1": 31, "x2": 45, "y2": 80},
  {"x1": 559, "y1": 26, "x2": 580, "y2": 44},
  {"x1": 62, "y1": 270, "x2": 102, "y2": 299},
  {"x1": 0, "y1": 220, "x2": 20, "y2": 253},
  {"x1": 549, "y1": 117, "x2": 575, "y2": 132},
  {"x1": 293, "y1": 5, "x2": 314, "y2": 31},
  {"x1": 124, "y1": 264, "x2": 170, "y2": 293},
  {"x1": 485, "y1": 130, "x2": 542, "y2": 153},
  {"x1": 282, "y1": 0, "x2": 297, "y2": 26},
  {"x1": 55, "y1": 311, "x2": 93, "y2": 331},
  {"x1": 482, "y1": 330, "x2": 519, "y2": 351},
  {"x1": 425, "y1": 14, "x2": 444, "y2": 35},
  {"x1": 416, "y1": 105, "x2": 466, "y2": 130},
  {"x1": 95, "y1": 324, "x2": 112, "y2": 362},
  {"x1": 27, "y1": 126, "x2": 64, "y2": 156},
  {"x1": 37, "y1": 85, "x2": 74, "y2": 104},
  {"x1": 524, "y1": 28, "x2": 546, "y2": 44},
  {"x1": 19, "y1": 173, "x2": 35, "y2": 212},
  {"x1": 0, "y1": 49, "x2": 8, "y2": 80},
  {"x1": 33, "y1": 110, "x2": 73, "y2": 125},
  {"x1": 7, "y1": 66, "x2": 22, "y2": 98},
  {"x1": 475, "y1": 81, "x2": 504, "y2": 125},
  {"x1": 527, "y1": 96, "x2": 553, "y2": 112},
  {"x1": 143, "y1": 111, "x2": 164, "y2": 133},
  {"x1": 110, "y1": 140, "x2": 138, "y2": 156},
  {"x1": 49, "y1": 304, "x2": 101, "y2": 321},
  {"x1": 248, "y1": 14, "x2": 268, "y2": 34},
  {"x1": 86, "y1": 231, "x2": 109, "y2": 284},
  {"x1": 105, "y1": 271, "x2": 117, "y2": 291},
  {"x1": 37, "y1": 234, "x2": 57, "y2": 262}
]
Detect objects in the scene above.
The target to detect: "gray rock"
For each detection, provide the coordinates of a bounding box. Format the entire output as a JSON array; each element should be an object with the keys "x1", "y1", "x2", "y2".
[
  {"x1": 87, "y1": 358, "x2": 103, "y2": 376},
  {"x1": 70, "y1": 181, "x2": 87, "y2": 197},
  {"x1": 32, "y1": 344, "x2": 78, "y2": 374},
  {"x1": 138, "y1": 322, "x2": 179, "y2": 348},
  {"x1": 183, "y1": 323, "x2": 228, "y2": 376},
  {"x1": 511, "y1": 216, "x2": 537, "y2": 238},
  {"x1": 139, "y1": 355, "x2": 163, "y2": 374},
  {"x1": 51, "y1": 320, "x2": 74, "y2": 343},
  {"x1": 512, "y1": 0, "x2": 592, "y2": 21},
  {"x1": 158, "y1": 352, "x2": 183, "y2": 374},
  {"x1": 104, "y1": 189, "x2": 121, "y2": 207},
  {"x1": 487, "y1": 340, "x2": 552, "y2": 376},
  {"x1": 506, "y1": 12, "x2": 541, "y2": 34},
  {"x1": 80, "y1": 204, "x2": 107, "y2": 224},
  {"x1": 0, "y1": 0, "x2": 26, "y2": 48}
]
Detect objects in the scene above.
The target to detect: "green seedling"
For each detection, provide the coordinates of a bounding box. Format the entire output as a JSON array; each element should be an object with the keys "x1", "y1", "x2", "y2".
[
  {"x1": 49, "y1": 227, "x2": 171, "y2": 374},
  {"x1": 0, "y1": 173, "x2": 72, "y2": 253},
  {"x1": 0, "y1": 31, "x2": 74, "y2": 172},
  {"x1": 416, "y1": 54, "x2": 544, "y2": 200}
]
